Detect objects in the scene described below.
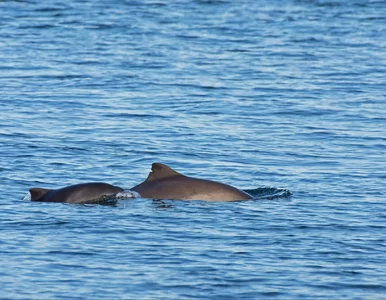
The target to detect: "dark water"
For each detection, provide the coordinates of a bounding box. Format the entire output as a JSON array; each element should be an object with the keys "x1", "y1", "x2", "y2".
[{"x1": 1, "y1": 0, "x2": 386, "y2": 299}]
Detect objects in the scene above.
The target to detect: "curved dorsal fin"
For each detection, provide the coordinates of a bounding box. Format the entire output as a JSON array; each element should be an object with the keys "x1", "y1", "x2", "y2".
[
  {"x1": 29, "y1": 188, "x2": 51, "y2": 201},
  {"x1": 145, "y1": 163, "x2": 181, "y2": 182}
]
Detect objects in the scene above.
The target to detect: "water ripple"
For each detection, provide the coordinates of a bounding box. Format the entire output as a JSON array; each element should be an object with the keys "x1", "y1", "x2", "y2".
[{"x1": 1, "y1": 0, "x2": 385, "y2": 299}]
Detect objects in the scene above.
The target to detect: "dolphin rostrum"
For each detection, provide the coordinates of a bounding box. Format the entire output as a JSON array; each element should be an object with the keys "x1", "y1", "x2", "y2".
[{"x1": 130, "y1": 163, "x2": 252, "y2": 201}]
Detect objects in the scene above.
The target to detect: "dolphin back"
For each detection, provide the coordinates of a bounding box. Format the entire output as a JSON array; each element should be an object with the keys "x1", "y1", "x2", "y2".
[
  {"x1": 30, "y1": 182, "x2": 124, "y2": 204},
  {"x1": 131, "y1": 163, "x2": 252, "y2": 202}
]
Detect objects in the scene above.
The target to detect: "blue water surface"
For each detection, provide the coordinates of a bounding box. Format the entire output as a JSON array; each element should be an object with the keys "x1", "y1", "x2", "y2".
[{"x1": 1, "y1": 0, "x2": 385, "y2": 299}]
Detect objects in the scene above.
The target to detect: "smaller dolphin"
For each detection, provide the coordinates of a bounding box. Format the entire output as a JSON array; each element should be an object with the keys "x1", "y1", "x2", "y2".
[
  {"x1": 29, "y1": 182, "x2": 124, "y2": 204},
  {"x1": 130, "y1": 163, "x2": 252, "y2": 202}
]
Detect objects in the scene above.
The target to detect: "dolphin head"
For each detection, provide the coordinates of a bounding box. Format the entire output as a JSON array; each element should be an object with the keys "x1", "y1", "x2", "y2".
[{"x1": 29, "y1": 188, "x2": 52, "y2": 201}]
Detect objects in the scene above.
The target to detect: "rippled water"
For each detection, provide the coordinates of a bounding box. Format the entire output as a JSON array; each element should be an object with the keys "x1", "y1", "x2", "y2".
[{"x1": 1, "y1": 0, "x2": 385, "y2": 299}]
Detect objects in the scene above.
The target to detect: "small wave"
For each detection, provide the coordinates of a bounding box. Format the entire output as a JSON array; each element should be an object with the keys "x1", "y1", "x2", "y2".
[
  {"x1": 115, "y1": 190, "x2": 141, "y2": 199},
  {"x1": 245, "y1": 187, "x2": 292, "y2": 200},
  {"x1": 23, "y1": 192, "x2": 31, "y2": 201}
]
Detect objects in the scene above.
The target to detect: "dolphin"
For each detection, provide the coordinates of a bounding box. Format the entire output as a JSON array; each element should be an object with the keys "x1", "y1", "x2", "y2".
[
  {"x1": 29, "y1": 182, "x2": 124, "y2": 204},
  {"x1": 130, "y1": 163, "x2": 252, "y2": 202}
]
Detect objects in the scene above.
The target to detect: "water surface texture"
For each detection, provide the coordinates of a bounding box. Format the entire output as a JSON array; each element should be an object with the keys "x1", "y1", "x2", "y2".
[{"x1": 1, "y1": 0, "x2": 385, "y2": 299}]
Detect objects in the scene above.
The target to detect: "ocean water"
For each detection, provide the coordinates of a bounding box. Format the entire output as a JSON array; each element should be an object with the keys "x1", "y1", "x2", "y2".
[{"x1": 1, "y1": 0, "x2": 385, "y2": 299}]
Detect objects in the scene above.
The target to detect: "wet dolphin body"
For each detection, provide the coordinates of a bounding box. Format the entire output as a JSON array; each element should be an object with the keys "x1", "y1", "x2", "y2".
[
  {"x1": 131, "y1": 163, "x2": 252, "y2": 202},
  {"x1": 29, "y1": 182, "x2": 124, "y2": 204}
]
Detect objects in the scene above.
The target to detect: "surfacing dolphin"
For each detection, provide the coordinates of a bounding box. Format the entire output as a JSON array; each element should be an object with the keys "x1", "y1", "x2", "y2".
[
  {"x1": 130, "y1": 163, "x2": 252, "y2": 202},
  {"x1": 29, "y1": 182, "x2": 124, "y2": 204}
]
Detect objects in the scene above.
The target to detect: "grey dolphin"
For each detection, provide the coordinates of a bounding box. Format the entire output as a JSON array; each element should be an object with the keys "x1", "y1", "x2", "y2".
[
  {"x1": 131, "y1": 163, "x2": 252, "y2": 202},
  {"x1": 29, "y1": 182, "x2": 124, "y2": 204}
]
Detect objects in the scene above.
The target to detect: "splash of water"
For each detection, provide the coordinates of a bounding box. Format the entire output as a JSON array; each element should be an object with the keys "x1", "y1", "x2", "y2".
[
  {"x1": 245, "y1": 187, "x2": 292, "y2": 200},
  {"x1": 23, "y1": 192, "x2": 31, "y2": 201},
  {"x1": 115, "y1": 190, "x2": 141, "y2": 199}
]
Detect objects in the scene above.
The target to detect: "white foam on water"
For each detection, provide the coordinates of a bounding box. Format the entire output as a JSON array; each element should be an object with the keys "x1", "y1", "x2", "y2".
[
  {"x1": 23, "y1": 192, "x2": 31, "y2": 201},
  {"x1": 115, "y1": 189, "x2": 141, "y2": 199}
]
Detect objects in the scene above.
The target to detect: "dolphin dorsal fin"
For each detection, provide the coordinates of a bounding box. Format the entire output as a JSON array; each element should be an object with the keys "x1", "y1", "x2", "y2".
[
  {"x1": 145, "y1": 163, "x2": 181, "y2": 182},
  {"x1": 29, "y1": 188, "x2": 51, "y2": 201}
]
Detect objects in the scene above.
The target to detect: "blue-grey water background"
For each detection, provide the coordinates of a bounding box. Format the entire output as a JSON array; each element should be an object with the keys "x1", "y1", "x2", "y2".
[{"x1": 1, "y1": 0, "x2": 385, "y2": 299}]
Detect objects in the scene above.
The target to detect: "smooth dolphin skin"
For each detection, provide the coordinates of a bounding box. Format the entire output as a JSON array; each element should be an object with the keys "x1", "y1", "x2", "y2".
[
  {"x1": 29, "y1": 182, "x2": 124, "y2": 204},
  {"x1": 131, "y1": 163, "x2": 252, "y2": 202}
]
